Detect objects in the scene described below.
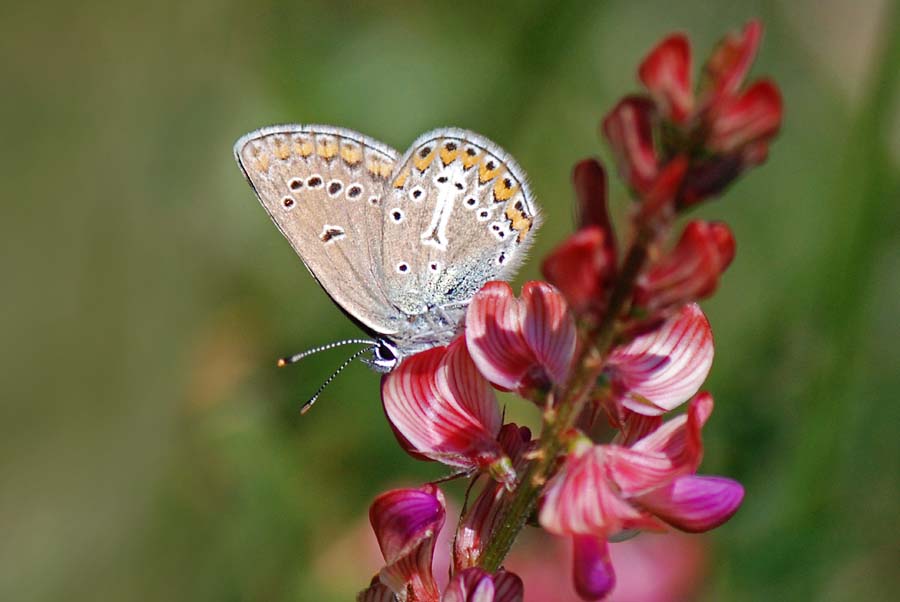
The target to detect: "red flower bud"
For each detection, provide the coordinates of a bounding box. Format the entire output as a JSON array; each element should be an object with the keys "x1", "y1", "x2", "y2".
[
  {"x1": 542, "y1": 226, "x2": 616, "y2": 318},
  {"x1": 639, "y1": 33, "x2": 694, "y2": 124},
  {"x1": 700, "y1": 19, "x2": 763, "y2": 102},
  {"x1": 601, "y1": 96, "x2": 659, "y2": 196},
  {"x1": 634, "y1": 221, "x2": 736, "y2": 313},
  {"x1": 707, "y1": 79, "x2": 783, "y2": 155}
]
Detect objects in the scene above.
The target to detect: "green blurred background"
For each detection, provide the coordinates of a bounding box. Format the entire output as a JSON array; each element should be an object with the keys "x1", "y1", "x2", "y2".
[{"x1": 3, "y1": 0, "x2": 899, "y2": 600}]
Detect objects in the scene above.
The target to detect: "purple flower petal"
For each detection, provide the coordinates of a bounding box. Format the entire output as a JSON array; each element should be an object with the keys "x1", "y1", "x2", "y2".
[
  {"x1": 635, "y1": 475, "x2": 744, "y2": 532},
  {"x1": 572, "y1": 535, "x2": 616, "y2": 600}
]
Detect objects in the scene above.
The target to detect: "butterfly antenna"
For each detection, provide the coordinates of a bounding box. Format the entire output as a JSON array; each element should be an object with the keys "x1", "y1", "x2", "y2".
[
  {"x1": 276, "y1": 339, "x2": 376, "y2": 367},
  {"x1": 299, "y1": 345, "x2": 374, "y2": 415}
]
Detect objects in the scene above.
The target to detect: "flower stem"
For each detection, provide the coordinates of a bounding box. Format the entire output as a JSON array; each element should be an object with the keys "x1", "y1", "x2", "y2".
[{"x1": 479, "y1": 224, "x2": 655, "y2": 571}]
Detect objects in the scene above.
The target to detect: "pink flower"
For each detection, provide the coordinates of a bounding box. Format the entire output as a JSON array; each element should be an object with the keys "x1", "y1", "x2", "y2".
[
  {"x1": 466, "y1": 281, "x2": 577, "y2": 396},
  {"x1": 543, "y1": 161, "x2": 618, "y2": 319},
  {"x1": 381, "y1": 338, "x2": 515, "y2": 485},
  {"x1": 362, "y1": 484, "x2": 525, "y2": 602},
  {"x1": 605, "y1": 304, "x2": 714, "y2": 417},
  {"x1": 368, "y1": 485, "x2": 446, "y2": 601},
  {"x1": 633, "y1": 221, "x2": 736, "y2": 315},
  {"x1": 538, "y1": 394, "x2": 743, "y2": 600}
]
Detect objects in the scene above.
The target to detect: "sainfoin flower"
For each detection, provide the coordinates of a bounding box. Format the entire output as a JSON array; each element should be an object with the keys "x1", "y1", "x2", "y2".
[
  {"x1": 362, "y1": 19, "x2": 778, "y2": 602},
  {"x1": 382, "y1": 337, "x2": 515, "y2": 485},
  {"x1": 605, "y1": 303, "x2": 714, "y2": 417},
  {"x1": 538, "y1": 393, "x2": 744, "y2": 600},
  {"x1": 361, "y1": 484, "x2": 523, "y2": 602},
  {"x1": 368, "y1": 485, "x2": 446, "y2": 601},
  {"x1": 466, "y1": 281, "x2": 577, "y2": 395}
]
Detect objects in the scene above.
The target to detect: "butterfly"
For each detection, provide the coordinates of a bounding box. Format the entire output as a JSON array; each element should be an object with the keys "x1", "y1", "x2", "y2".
[{"x1": 233, "y1": 125, "x2": 540, "y2": 409}]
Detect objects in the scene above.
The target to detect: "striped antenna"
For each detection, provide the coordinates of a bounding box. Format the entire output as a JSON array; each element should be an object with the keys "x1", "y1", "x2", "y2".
[
  {"x1": 276, "y1": 339, "x2": 377, "y2": 367},
  {"x1": 300, "y1": 345, "x2": 374, "y2": 415}
]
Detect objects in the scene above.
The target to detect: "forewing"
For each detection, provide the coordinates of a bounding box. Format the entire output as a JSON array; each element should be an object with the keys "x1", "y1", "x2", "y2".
[
  {"x1": 379, "y1": 128, "x2": 541, "y2": 316},
  {"x1": 234, "y1": 125, "x2": 402, "y2": 335}
]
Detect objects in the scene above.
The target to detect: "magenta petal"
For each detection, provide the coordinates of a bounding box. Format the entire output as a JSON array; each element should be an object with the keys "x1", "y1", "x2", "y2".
[
  {"x1": 466, "y1": 281, "x2": 533, "y2": 391},
  {"x1": 370, "y1": 485, "x2": 444, "y2": 600},
  {"x1": 443, "y1": 568, "x2": 524, "y2": 602},
  {"x1": 572, "y1": 536, "x2": 616, "y2": 601},
  {"x1": 636, "y1": 475, "x2": 744, "y2": 533},
  {"x1": 607, "y1": 304, "x2": 714, "y2": 415},
  {"x1": 490, "y1": 570, "x2": 525, "y2": 602},
  {"x1": 522, "y1": 282, "x2": 577, "y2": 385},
  {"x1": 382, "y1": 340, "x2": 504, "y2": 471}
]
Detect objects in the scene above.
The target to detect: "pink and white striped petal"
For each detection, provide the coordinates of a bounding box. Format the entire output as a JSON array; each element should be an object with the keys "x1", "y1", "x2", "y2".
[
  {"x1": 442, "y1": 568, "x2": 524, "y2": 602},
  {"x1": 539, "y1": 440, "x2": 662, "y2": 538},
  {"x1": 572, "y1": 535, "x2": 616, "y2": 601},
  {"x1": 370, "y1": 485, "x2": 445, "y2": 601},
  {"x1": 382, "y1": 338, "x2": 505, "y2": 472},
  {"x1": 606, "y1": 393, "x2": 713, "y2": 495},
  {"x1": 635, "y1": 475, "x2": 744, "y2": 533},
  {"x1": 466, "y1": 281, "x2": 576, "y2": 393},
  {"x1": 607, "y1": 304, "x2": 714, "y2": 416}
]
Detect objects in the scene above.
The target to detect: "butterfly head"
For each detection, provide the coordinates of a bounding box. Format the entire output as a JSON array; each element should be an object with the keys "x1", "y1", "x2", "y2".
[{"x1": 368, "y1": 337, "x2": 400, "y2": 373}]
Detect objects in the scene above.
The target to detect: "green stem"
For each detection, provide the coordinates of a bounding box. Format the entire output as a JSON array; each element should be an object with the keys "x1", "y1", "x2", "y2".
[{"x1": 479, "y1": 225, "x2": 655, "y2": 571}]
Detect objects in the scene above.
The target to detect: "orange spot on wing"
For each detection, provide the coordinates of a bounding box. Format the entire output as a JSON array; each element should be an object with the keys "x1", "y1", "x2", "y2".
[
  {"x1": 505, "y1": 203, "x2": 533, "y2": 243},
  {"x1": 493, "y1": 176, "x2": 518, "y2": 202},
  {"x1": 275, "y1": 142, "x2": 291, "y2": 160},
  {"x1": 295, "y1": 138, "x2": 314, "y2": 157},
  {"x1": 316, "y1": 137, "x2": 338, "y2": 159},
  {"x1": 341, "y1": 144, "x2": 362, "y2": 165},
  {"x1": 393, "y1": 166, "x2": 410, "y2": 188},
  {"x1": 439, "y1": 143, "x2": 459, "y2": 166},
  {"x1": 461, "y1": 148, "x2": 481, "y2": 170},
  {"x1": 413, "y1": 147, "x2": 436, "y2": 172},
  {"x1": 479, "y1": 157, "x2": 502, "y2": 184},
  {"x1": 255, "y1": 155, "x2": 270, "y2": 172}
]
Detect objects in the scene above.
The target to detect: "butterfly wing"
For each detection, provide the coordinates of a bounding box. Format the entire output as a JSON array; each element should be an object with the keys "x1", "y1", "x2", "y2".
[
  {"x1": 234, "y1": 124, "x2": 405, "y2": 336},
  {"x1": 379, "y1": 129, "x2": 541, "y2": 319}
]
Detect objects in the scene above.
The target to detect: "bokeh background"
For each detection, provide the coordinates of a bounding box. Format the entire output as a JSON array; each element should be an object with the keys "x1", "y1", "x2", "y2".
[{"x1": 3, "y1": 0, "x2": 899, "y2": 600}]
